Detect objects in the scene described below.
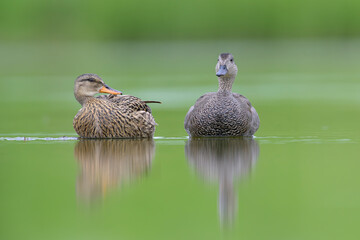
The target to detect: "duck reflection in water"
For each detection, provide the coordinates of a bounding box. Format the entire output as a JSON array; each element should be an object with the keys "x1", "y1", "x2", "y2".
[
  {"x1": 185, "y1": 137, "x2": 259, "y2": 226},
  {"x1": 74, "y1": 139, "x2": 155, "y2": 204}
]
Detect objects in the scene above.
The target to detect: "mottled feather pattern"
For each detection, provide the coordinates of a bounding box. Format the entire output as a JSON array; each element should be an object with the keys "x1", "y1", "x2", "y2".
[
  {"x1": 74, "y1": 95, "x2": 156, "y2": 138},
  {"x1": 184, "y1": 53, "x2": 260, "y2": 137},
  {"x1": 185, "y1": 92, "x2": 259, "y2": 137},
  {"x1": 97, "y1": 95, "x2": 152, "y2": 113}
]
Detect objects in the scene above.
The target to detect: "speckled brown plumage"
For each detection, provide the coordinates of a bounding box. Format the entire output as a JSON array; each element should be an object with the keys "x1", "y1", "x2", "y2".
[
  {"x1": 73, "y1": 74, "x2": 158, "y2": 138},
  {"x1": 184, "y1": 53, "x2": 260, "y2": 137}
]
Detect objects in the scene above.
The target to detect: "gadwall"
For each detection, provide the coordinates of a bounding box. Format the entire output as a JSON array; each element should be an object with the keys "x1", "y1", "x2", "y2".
[
  {"x1": 73, "y1": 73, "x2": 160, "y2": 138},
  {"x1": 184, "y1": 53, "x2": 259, "y2": 137}
]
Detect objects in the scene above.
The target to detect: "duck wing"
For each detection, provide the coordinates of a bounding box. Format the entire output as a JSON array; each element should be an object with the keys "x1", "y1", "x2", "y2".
[
  {"x1": 232, "y1": 93, "x2": 260, "y2": 135},
  {"x1": 97, "y1": 95, "x2": 153, "y2": 113}
]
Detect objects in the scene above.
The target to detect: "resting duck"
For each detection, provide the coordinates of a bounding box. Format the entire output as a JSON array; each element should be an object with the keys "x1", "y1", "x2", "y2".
[
  {"x1": 184, "y1": 53, "x2": 259, "y2": 137},
  {"x1": 73, "y1": 73, "x2": 159, "y2": 138}
]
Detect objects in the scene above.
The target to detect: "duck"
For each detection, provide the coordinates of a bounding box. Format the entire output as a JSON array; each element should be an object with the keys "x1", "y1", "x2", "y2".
[
  {"x1": 73, "y1": 73, "x2": 160, "y2": 138},
  {"x1": 184, "y1": 53, "x2": 260, "y2": 137}
]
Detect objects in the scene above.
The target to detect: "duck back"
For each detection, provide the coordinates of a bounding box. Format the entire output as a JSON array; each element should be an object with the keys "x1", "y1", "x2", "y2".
[{"x1": 74, "y1": 96, "x2": 156, "y2": 138}]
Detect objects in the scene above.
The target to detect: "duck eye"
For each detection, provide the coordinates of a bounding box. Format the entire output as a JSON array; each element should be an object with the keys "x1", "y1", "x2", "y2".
[
  {"x1": 87, "y1": 78, "x2": 95, "y2": 82},
  {"x1": 230, "y1": 58, "x2": 233, "y2": 62}
]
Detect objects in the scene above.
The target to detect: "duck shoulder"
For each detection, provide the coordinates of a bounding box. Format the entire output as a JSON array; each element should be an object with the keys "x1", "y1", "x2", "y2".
[
  {"x1": 193, "y1": 92, "x2": 217, "y2": 108},
  {"x1": 184, "y1": 92, "x2": 216, "y2": 131}
]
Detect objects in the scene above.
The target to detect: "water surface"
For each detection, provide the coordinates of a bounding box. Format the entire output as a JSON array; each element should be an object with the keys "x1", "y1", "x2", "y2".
[{"x1": 1, "y1": 40, "x2": 360, "y2": 239}]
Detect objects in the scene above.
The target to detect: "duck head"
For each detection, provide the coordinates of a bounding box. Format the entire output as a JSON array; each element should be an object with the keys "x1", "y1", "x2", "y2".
[
  {"x1": 74, "y1": 73, "x2": 122, "y2": 105},
  {"x1": 215, "y1": 53, "x2": 238, "y2": 78}
]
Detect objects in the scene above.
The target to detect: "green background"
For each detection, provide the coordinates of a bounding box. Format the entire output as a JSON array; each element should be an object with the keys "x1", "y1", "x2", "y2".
[
  {"x1": 1, "y1": 1, "x2": 360, "y2": 240},
  {"x1": 0, "y1": 0, "x2": 359, "y2": 41}
]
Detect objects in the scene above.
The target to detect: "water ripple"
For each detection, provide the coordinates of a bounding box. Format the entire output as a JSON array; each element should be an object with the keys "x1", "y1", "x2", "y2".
[
  {"x1": 0, "y1": 136, "x2": 78, "y2": 141},
  {"x1": 0, "y1": 135, "x2": 356, "y2": 144}
]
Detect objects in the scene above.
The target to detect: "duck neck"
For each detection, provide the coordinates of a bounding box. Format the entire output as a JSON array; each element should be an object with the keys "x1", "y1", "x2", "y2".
[
  {"x1": 217, "y1": 76, "x2": 235, "y2": 94},
  {"x1": 75, "y1": 94, "x2": 93, "y2": 106}
]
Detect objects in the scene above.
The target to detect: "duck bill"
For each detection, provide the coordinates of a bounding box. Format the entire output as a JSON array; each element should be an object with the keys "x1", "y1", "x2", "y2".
[
  {"x1": 216, "y1": 65, "x2": 228, "y2": 77},
  {"x1": 99, "y1": 84, "x2": 122, "y2": 95}
]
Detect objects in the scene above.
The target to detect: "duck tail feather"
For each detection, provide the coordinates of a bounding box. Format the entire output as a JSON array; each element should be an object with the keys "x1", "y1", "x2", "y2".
[{"x1": 144, "y1": 101, "x2": 162, "y2": 104}]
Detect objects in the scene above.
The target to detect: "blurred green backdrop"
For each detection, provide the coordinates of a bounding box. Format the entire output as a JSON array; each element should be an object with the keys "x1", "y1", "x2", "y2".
[
  {"x1": 0, "y1": 0, "x2": 359, "y2": 41},
  {"x1": 1, "y1": 1, "x2": 360, "y2": 240}
]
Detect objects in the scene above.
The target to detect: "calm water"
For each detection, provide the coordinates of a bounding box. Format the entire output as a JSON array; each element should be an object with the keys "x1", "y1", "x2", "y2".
[{"x1": 1, "y1": 40, "x2": 360, "y2": 239}]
